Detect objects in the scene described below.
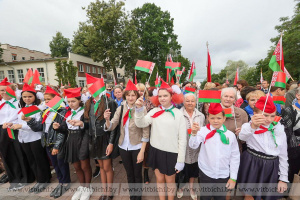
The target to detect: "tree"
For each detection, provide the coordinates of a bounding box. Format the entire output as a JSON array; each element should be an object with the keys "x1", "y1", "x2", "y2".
[
  {"x1": 72, "y1": 0, "x2": 140, "y2": 83},
  {"x1": 255, "y1": 2, "x2": 300, "y2": 82},
  {"x1": 0, "y1": 43, "x2": 3, "y2": 62},
  {"x1": 49, "y1": 32, "x2": 71, "y2": 58},
  {"x1": 132, "y1": 3, "x2": 182, "y2": 85},
  {"x1": 55, "y1": 59, "x2": 78, "y2": 87}
]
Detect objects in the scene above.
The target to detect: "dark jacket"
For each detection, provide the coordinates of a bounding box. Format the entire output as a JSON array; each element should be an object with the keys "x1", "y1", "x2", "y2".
[
  {"x1": 27, "y1": 107, "x2": 67, "y2": 150},
  {"x1": 85, "y1": 96, "x2": 118, "y2": 144}
]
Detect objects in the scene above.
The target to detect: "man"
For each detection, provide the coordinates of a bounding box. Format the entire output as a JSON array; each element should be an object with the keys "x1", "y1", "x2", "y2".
[
  {"x1": 270, "y1": 86, "x2": 286, "y2": 114},
  {"x1": 256, "y1": 82, "x2": 262, "y2": 90},
  {"x1": 119, "y1": 82, "x2": 124, "y2": 89},
  {"x1": 286, "y1": 80, "x2": 300, "y2": 107},
  {"x1": 261, "y1": 80, "x2": 269, "y2": 94}
]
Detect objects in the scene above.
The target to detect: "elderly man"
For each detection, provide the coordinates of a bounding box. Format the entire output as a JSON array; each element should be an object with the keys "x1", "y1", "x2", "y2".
[
  {"x1": 177, "y1": 93, "x2": 205, "y2": 200},
  {"x1": 221, "y1": 87, "x2": 248, "y2": 152}
]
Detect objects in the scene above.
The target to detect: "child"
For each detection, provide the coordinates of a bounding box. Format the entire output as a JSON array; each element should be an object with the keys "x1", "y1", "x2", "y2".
[
  {"x1": 238, "y1": 96, "x2": 288, "y2": 200},
  {"x1": 53, "y1": 88, "x2": 92, "y2": 200},
  {"x1": 189, "y1": 103, "x2": 240, "y2": 200}
]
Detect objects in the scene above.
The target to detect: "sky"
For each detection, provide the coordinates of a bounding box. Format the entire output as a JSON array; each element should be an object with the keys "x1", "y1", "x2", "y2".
[{"x1": 0, "y1": 0, "x2": 297, "y2": 81}]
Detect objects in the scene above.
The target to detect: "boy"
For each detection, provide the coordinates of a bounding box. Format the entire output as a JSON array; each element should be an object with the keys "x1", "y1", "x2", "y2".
[
  {"x1": 238, "y1": 96, "x2": 288, "y2": 200},
  {"x1": 189, "y1": 103, "x2": 240, "y2": 200}
]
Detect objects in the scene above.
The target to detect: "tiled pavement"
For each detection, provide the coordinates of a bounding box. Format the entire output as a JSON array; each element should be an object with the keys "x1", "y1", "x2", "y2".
[{"x1": 0, "y1": 156, "x2": 194, "y2": 200}]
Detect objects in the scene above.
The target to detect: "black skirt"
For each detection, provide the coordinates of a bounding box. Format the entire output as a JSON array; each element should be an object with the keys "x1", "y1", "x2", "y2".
[
  {"x1": 237, "y1": 148, "x2": 280, "y2": 200},
  {"x1": 64, "y1": 130, "x2": 89, "y2": 163},
  {"x1": 147, "y1": 145, "x2": 178, "y2": 176},
  {"x1": 90, "y1": 133, "x2": 110, "y2": 160}
]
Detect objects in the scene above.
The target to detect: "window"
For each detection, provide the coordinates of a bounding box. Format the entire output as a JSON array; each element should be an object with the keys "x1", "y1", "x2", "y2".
[
  {"x1": 0, "y1": 71, "x2": 5, "y2": 81},
  {"x1": 12, "y1": 54, "x2": 17, "y2": 61},
  {"x1": 17, "y1": 69, "x2": 24, "y2": 83},
  {"x1": 86, "y1": 65, "x2": 90, "y2": 73},
  {"x1": 30, "y1": 57, "x2": 34, "y2": 60},
  {"x1": 37, "y1": 68, "x2": 45, "y2": 82},
  {"x1": 117, "y1": 73, "x2": 121, "y2": 78},
  {"x1": 22, "y1": 57, "x2": 25, "y2": 60},
  {"x1": 92, "y1": 67, "x2": 96, "y2": 74},
  {"x1": 103, "y1": 68, "x2": 106, "y2": 75},
  {"x1": 78, "y1": 64, "x2": 83, "y2": 72},
  {"x1": 98, "y1": 67, "x2": 101, "y2": 74},
  {"x1": 79, "y1": 80, "x2": 85, "y2": 87},
  {"x1": 8, "y1": 70, "x2": 15, "y2": 82}
]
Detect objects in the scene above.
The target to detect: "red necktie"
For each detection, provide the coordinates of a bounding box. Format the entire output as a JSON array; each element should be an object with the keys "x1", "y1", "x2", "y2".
[
  {"x1": 151, "y1": 106, "x2": 175, "y2": 118},
  {"x1": 123, "y1": 109, "x2": 132, "y2": 126},
  {"x1": 254, "y1": 125, "x2": 268, "y2": 134},
  {"x1": 0, "y1": 103, "x2": 5, "y2": 111},
  {"x1": 64, "y1": 110, "x2": 72, "y2": 121},
  {"x1": 42, "y1": 110, "x2": 51, "y2": 124}
]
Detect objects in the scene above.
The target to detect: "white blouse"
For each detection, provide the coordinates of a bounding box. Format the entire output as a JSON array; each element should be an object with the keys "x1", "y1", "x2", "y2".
[{"x1": 66, "y1": 107, "x2": 84, "y2": 130}]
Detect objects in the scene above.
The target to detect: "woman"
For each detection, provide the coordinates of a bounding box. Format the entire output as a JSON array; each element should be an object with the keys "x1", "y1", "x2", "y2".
[
  {"x1": 24, "y1": 86, "x2": 71, "y2": 198},
  {"x1": 177, "y1": 93, "x2": 205, "y2": 200},
  {"x1": 220, "y1": 87, "x2": 248, "y2": 152},
  {"x1": 53, "y1": 87, "x2": 92, "y2": 200},
  {"x1": 10, "y1": 83, "x2": 51, "y2": 194},
  {"x1": 113, "y1": 85, "x2": 123, "y2": 107},
  {"x1": 243, "y1": 90, "x2": 265, "y2": 121},
  {"x1": 281, "y1": 87, "x2": 300, "y2": 183},
  {"x1": 104, "y1": 80, "x2": 150, "y2": 200},
  {"x1": 136, "y1": 83, "x2": 154, "y2": 184},
  {"x1": 81, "y1": 87, "x2": 91, "y2": 104},
  {"x1": 235, "y1": 80, "x2": 249, "y2": 107},
  {"x1": 135, "y1": 81, "x2": 186, "y2": 200},
  {"x1": 84, "y1": 83, "x2": 118, "y2": 200}
]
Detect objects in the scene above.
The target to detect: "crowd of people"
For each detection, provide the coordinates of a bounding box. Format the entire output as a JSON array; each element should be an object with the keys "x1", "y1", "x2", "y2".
[{"x1": 0, "y1": 73, "x2": 299, "y2": 200}]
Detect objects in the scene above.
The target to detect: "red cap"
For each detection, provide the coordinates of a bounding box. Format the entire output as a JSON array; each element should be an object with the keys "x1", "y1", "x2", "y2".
[
  {"x1": 255, "y1": 96, "x2": 276, "y2": 114},
  {"x1": 86, "y1": 73, "x2": 100, "y2": 85},
  {"x1": 208, "y1": 103, "x2": 223, "y2": 115},
  {"x1": 0, "y1": 77, "x2": 11, "y2": 86},
  {"x1": 159, "y1": 80, "x2": 171, "y2": 90},
  {"x1": 64, "y1": 87, "x2": 82, "y2": 98},
  {"x1": 45, "y1": 86, "x2": 60, "y2": 96},
  {"x1": 22, "y1": 83, "x2": 36, "y2": 93},
  {"x1": 125, "y1": 79, "x2": 138, "y2": 91}
]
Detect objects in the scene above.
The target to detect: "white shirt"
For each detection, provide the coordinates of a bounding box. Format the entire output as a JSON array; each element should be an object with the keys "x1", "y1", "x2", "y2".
[
  {"x1": 81, "y1": 92, "x2": 91, "y2": 104},
  {"x1": 44, "y1": 110, "x2": 56, "y2": 133},
  {"x1": 36, "y1": 91, "x2": 44, "y2": 101},
  {"x1": 189, "y1": 124, "x2": 240, "y2": 180},
  {"x1": 66, "y1": 107, "x2": 84, "y2": 130},
  {"x1": 0, "y1": 98, "x2": 19, "y2": 125},
  {"x1": 239, "y1": 122, "x2": 289, "y2": 182},
  {"x1": 15, "y1": 89, "x2": 22, "y2": 100},
  {"x1": 119, "y1": 104, "x2": 142, "y2": 151},
  {"x1": 18, "y1": 104, "x2": 43, "y2": 143}
]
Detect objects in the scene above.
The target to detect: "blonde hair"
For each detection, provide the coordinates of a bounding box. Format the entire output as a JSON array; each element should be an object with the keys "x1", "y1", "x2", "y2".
[
  {"x1": 203, "y1": 82, "x2": 216, "y2": 90},
  {"x1": 246, "y1": 90, "x2": 265, "y2": 101},
  {"x1": 136, "y1": 83, "x2": 148, "y2": 99}
]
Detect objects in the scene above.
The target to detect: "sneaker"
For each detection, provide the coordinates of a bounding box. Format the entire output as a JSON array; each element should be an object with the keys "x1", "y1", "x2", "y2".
[
  {"x1": 80, "y1": 187, "x2": 93, "y2": 200},
  {"x1": 7, "y1": 184, "x2": 16, "y2": 191},
  {"x1": 72, "y1": 186, "x2": 83, "y2": 200},
  {"x1": 51, "y1": 169, "x2": 56, "y2": 175},
  {"x1": 14, "y1": 183, "x2": 25, "y2": 190},
  {"x1": 92, "y1": 167, "x2": 100, "y2": 178}
]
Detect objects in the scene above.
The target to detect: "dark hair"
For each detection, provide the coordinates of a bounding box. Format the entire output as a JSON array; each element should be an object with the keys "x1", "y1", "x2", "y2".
[
  {"x1": 270, "y1": 86, "x2": 285, "y2": 93},
  {"x1": 74, "y1": 96, "x2": 84, "y2": 107},
  {"x1": 122, "y1": 90, "x2": 140, "y2": 100},
  {"x1": 182, "y1": 81, "x2": 191, "y2": 88},
  {"x1": 240, "y1": 86, "x2": 256, "y2": 100},
  {"x1": 262, "y1": 80, "x2": 269, "y2": 84},
  {"x1": 256, "y1": 82, "x2": 261, "y2": 85},
  {"x1": 20, "y1": 91, "x2": 41, "y2": 108},
  {"x1": 236, "y1": 80, "x2": 249, "y2": 87},
  {"x1": 214, "y1": 82, "x2": 220, "y2": 87}
]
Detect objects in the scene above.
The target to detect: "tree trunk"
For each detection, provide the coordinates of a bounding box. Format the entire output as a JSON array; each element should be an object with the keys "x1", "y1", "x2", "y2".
[{"x1": 112, "y1": 66, "x2": 118, "y2": 84}]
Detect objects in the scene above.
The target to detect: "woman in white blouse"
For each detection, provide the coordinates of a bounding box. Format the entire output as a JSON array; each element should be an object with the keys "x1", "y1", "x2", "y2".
[{"x1": 10, "y1": 83, "x2": 51, "y2": 194}]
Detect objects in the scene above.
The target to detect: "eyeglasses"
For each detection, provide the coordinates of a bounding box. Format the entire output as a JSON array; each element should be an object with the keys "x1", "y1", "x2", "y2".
[{"x1": 106, "y1": 89, "x2": 112, "y2": 91}]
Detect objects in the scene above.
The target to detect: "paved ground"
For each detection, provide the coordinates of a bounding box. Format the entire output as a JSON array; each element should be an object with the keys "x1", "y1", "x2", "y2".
[{"x1": 0, "y1": 156, "x2": 194, "y2": 200}]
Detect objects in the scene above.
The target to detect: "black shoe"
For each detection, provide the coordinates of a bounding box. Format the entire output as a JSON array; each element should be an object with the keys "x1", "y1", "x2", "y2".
[
  {"x1": 144, "y1": 169, "x2": 150, "y2": 184},
  {"x1": 29, "y1": 183, "x2": 40, "y2": 193},
  {"x1": 93, "y1": 167, "x2": 100, "y2": 178},
  {"x1": 0, "y1": 174, "x2": 9, "y2": 184},
  {"x1": 54, "y1": 183, "x2": 70, "y2": 199},
  {"x1": 34, "y1": 182, "x2": 49, "y2": 194},
  {"x1": 50, "y1": 184, "x2": 61, "y2": 197}
]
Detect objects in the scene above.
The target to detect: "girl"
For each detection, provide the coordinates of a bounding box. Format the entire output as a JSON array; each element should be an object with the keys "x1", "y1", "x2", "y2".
[
  {"x1": 53, "y1": 87, "x2": 92, "y2": 200},
  {"x1": 10, "y1": 83, "x2": 51, "y2": 194},
  {"x1": 84, "y1": 79, "x2": 118, "y2": 200},
  {"x1": 135, "y1": 81, "x2": 186, "y2": 200},
  {"x1": 24, "y1": 86, "x2": 71, "y2": 198},
  {"x1": 104, "y1": 80, "x2": 150, "y2": 200}
]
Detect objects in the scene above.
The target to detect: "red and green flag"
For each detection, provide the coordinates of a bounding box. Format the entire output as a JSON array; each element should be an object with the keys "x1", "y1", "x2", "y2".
[
  {"x1": 135, "y1": 60, "x2": 155, "y2": 74},
  {"x1": 185, "y1": 87, "x2": 196, "y2": 94},
  {"x1": 234, "y1": 67, "x2": 239, "y2": 85},
  {"x1": 6, "y1": 86, "x2": 16, "y2": 99},
  {"x1": 207, "y1": 48, "x2": 212, "y2": 82},
  {"x1": 272, "y1": 116, "x2": 282, "y2": 126},
  {"x1": 176, "y1": 70, "x2": 183, "y2": 77},
  {"x1": 88, "y1": 78, "x2": 106, "y2": 98},
  {"x1": 224, "y1": 108, "x2": 233, "y2": 117},
  {"x1": 46, "y1": 96, "x2": 64, "y2": 110},
  {"x1": 23, "y1": 68, "x2": 33, "y2": 84},
  {"x1": 272, "y1": 96, "x2": 286, "y2": 105},
  {"x1": 7, "y1": 128, "x2": 15, "y2": 139},
  {"x1": 155, "y1": 76, "x2": 161, "y2": 87},
  {"x1": 187, "y1": 128, "x2": 192, "y2": 137},
  {"x1": 271, "y1": 71, "x2": 286, "y2": 89},
  {"x1": 165, "y1": 61, "x2": 181, "y2": 70},
  {"x1": 29, "y1": 69, "x2": 42, "y2": 86},
  {"x1": 198, "y1": 90, "x2": 221, "y2": 103},
  {"x1": 188, "y1": 61, "x2": 196, "y2": 82},
  {"x1": 20, "y1": 105, "x2": 41, "y2": 117}
]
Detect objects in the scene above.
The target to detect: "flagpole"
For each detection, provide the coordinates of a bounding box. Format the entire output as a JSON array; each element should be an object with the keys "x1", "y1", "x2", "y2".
[
  {"x1": 104, "y1": 92, "x2": 109, "y2": 110},
  {"x1": 143, "y1": 70, "x2": 154, "y2": 97},
  {"x1": 48, "y1": 107, "x2": 67, "y2": 120},
  {"x1": 262, "y1": 71, "x2": 274, "y2": 114}
]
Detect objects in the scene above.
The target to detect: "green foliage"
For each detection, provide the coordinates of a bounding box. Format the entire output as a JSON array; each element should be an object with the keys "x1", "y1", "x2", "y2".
[
  {"x1": 72, "y1": 0, "x2": 140, "y2": 83},
  {"x1": 49, "y1": 32, "x2": 71, "y2": 58},
  {"x1": 55, "y1": 59, "x2": 78, "y2": 87},
  {"x1": 132, "y1": 3, "x2": 182, "y2": 85},
  {"x1": 255, "y1": 2, "x2": 300, "y2": 82}
]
